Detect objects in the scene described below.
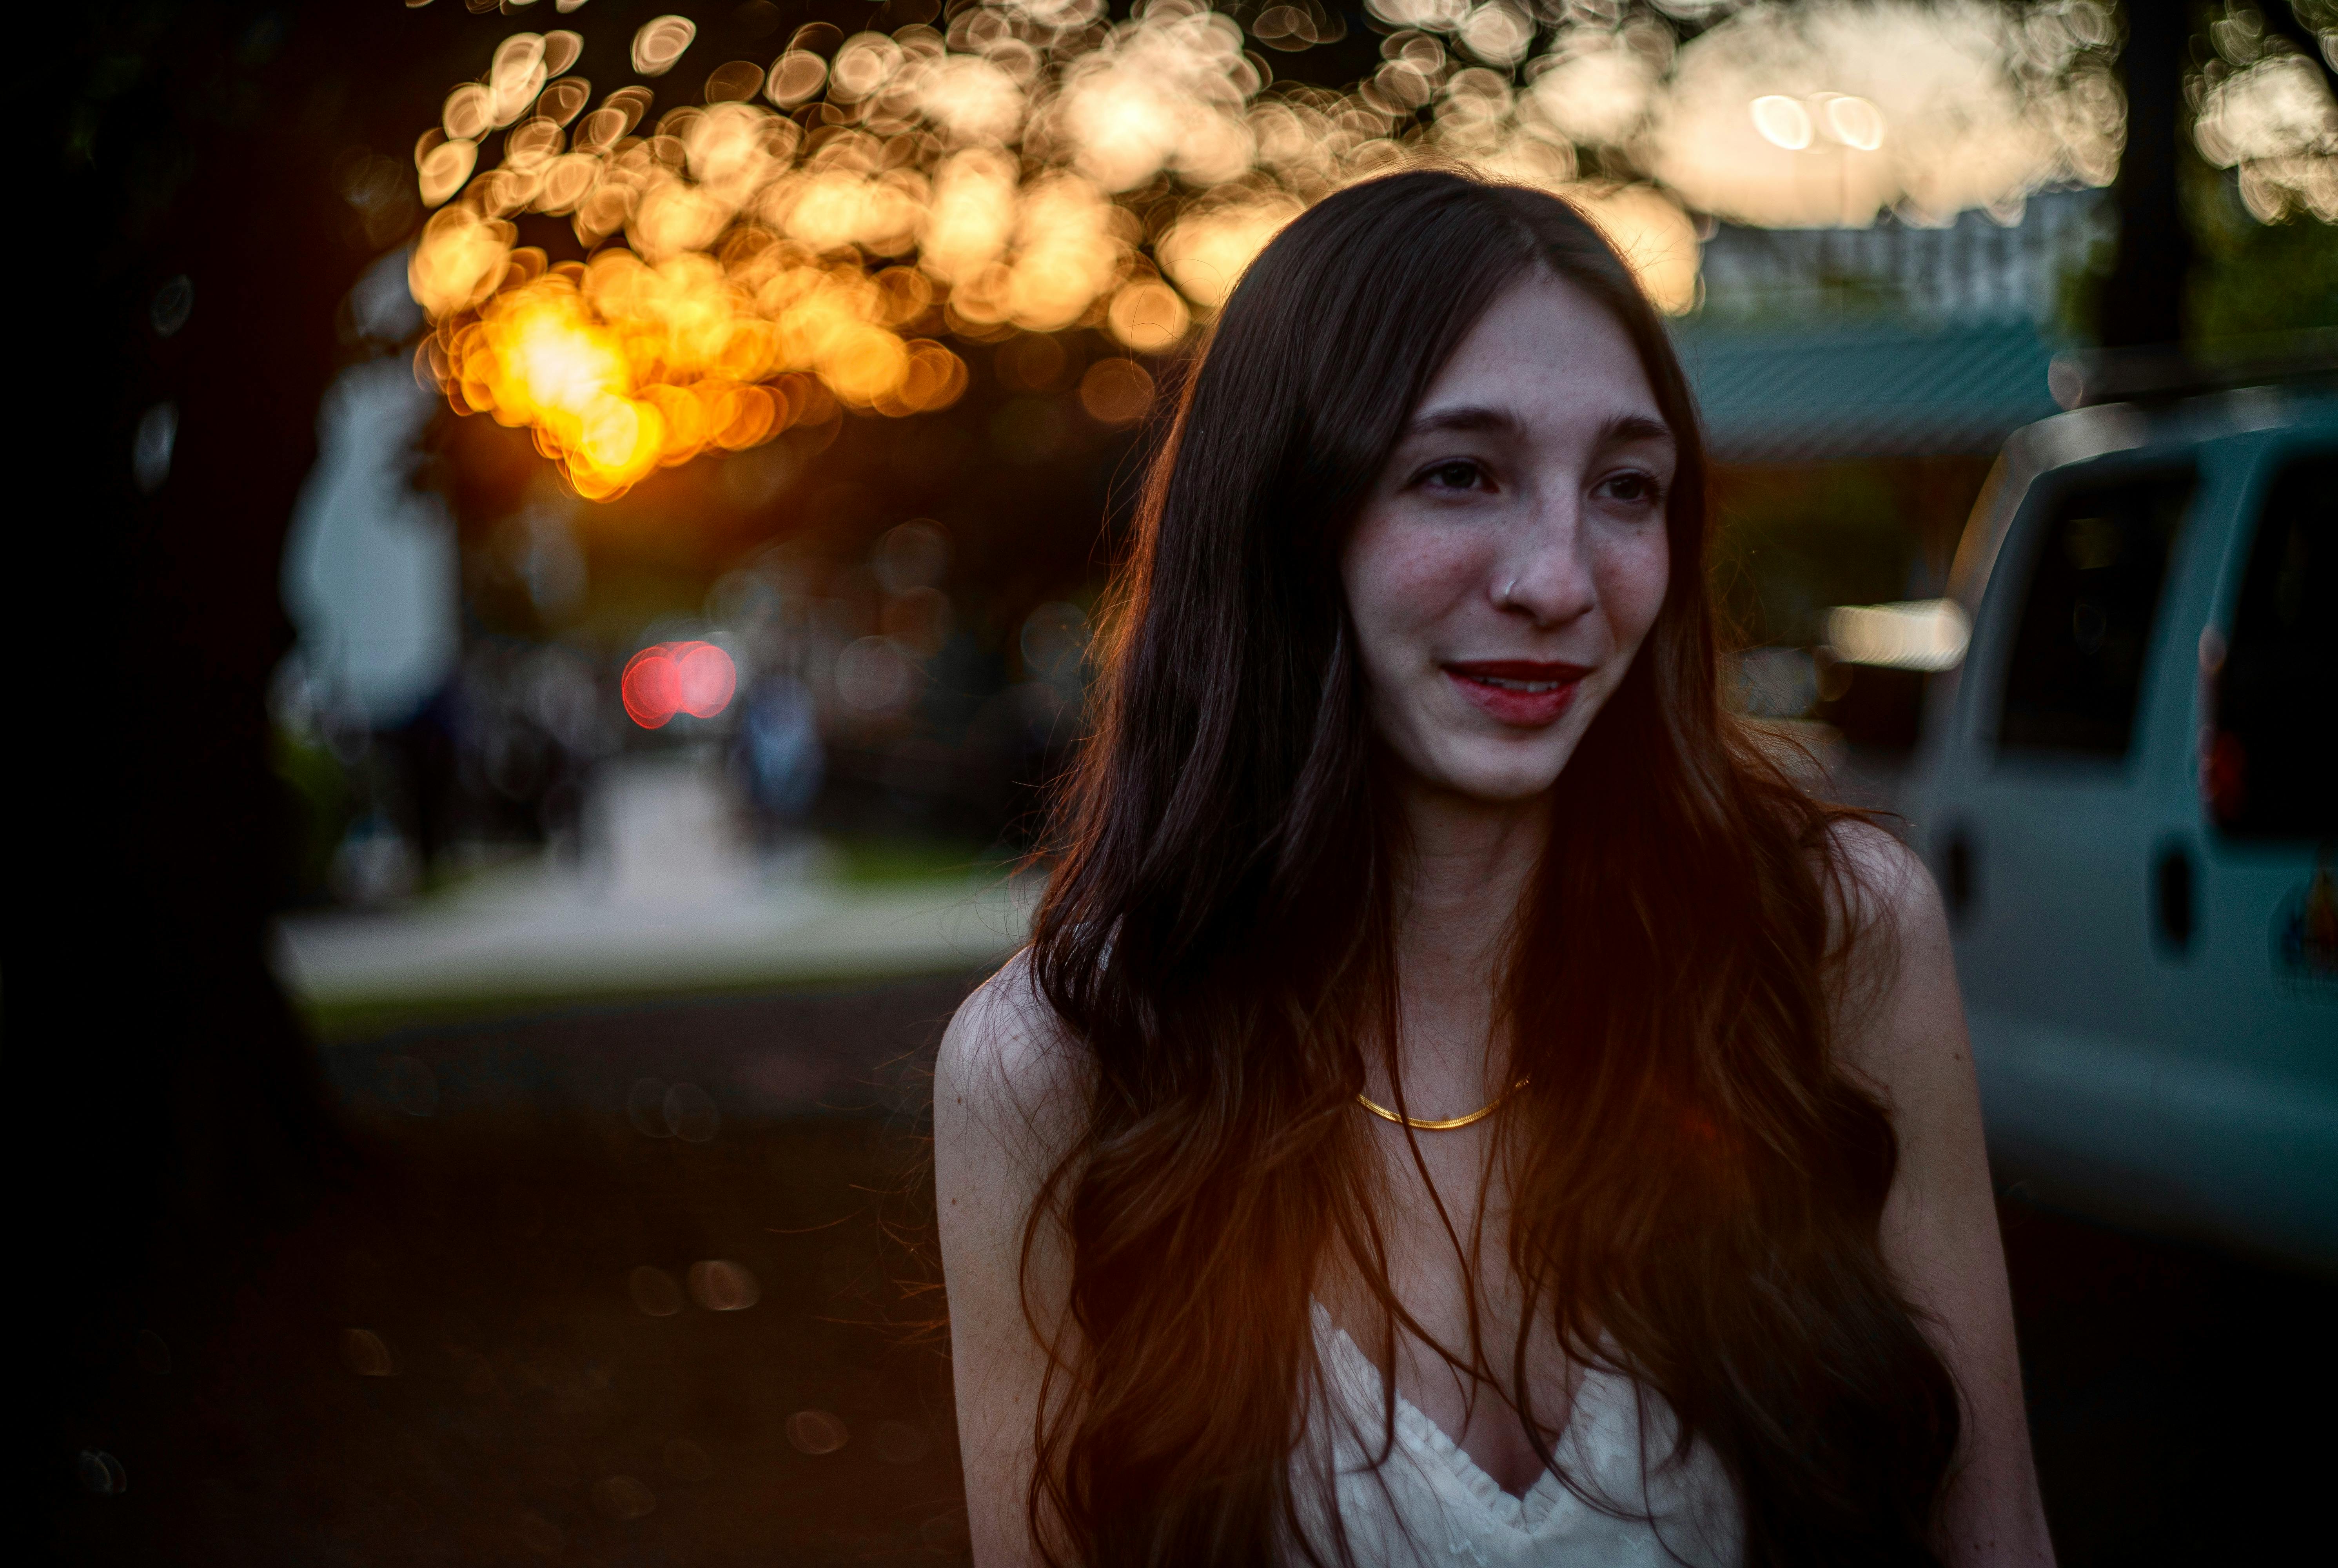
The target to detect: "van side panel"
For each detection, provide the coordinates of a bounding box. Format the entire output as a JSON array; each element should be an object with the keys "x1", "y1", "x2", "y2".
[{"x1": 1912, "y1": 411, "x2": 2338, "y2": 1269}]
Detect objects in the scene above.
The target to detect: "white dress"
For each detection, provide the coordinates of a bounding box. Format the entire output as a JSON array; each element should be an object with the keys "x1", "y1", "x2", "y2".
[{"x1": 1296, "y1": 1303, "x2": 1743, "y2": 1567}]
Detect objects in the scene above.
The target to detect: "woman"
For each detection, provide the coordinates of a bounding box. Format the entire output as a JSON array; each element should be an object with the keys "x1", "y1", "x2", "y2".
[{"x1": 937, "y1": 169, "x2": 2051, "y2": 1567}]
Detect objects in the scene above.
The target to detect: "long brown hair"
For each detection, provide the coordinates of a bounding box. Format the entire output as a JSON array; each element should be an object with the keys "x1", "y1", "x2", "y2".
[{"x1": 1021, "y1": 169, "x2": 1959, "y2": 1567}]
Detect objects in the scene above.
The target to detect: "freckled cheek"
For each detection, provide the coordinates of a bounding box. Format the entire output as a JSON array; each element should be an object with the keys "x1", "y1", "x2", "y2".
[
  {"x1": 1345, "y1": 523, "x2": 1489, "y2": 655},
  {"x1": 1591, "y1": 534, "x2": 1671, "y2": 657}
]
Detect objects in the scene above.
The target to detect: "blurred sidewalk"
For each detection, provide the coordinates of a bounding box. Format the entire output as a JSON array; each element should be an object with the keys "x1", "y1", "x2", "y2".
[
  {"x1": 271, "y1": 740, "x2": 1906, "y2": 1015},
  {"x1": 273, "y1": 753, "x2": 1034, "y2": 1012}
]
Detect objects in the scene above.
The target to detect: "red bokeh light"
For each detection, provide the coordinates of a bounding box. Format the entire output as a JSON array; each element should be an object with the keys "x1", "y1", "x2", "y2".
[
  {"x1": 673, "y1": 641, "x2": 737, "y2": 717},
  {"x1": 622, "y1": 641, "x2": 735, "y2": 729}
]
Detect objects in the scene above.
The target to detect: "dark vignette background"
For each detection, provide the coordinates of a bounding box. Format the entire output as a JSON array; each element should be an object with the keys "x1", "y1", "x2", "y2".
[{"x1": 12, "y1": 2, "x2": 2332, "y2": 1563}]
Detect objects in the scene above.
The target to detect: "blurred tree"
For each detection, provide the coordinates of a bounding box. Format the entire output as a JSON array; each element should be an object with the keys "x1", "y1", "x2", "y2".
[
  {"x1": 2100, "y1": 0, "x2": 2337, "y2": 348},
  {"x1": 2100, "y1": 0, "x2": 2198, "y2": 346},
  {"x1": 2192, "y1": 174, "x2": 2338, "y2": 341},
  {"x1": 2185, "y1": 1, "x2": 2338, "y2": 348}
]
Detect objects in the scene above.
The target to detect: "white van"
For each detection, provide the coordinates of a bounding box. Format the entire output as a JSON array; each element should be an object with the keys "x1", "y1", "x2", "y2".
[{"x1": 1902, "y1": 385, "x2": 2336, "y2": 1269}]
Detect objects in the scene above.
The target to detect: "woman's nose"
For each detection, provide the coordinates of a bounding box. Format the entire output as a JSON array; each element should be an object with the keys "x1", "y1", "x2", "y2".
[{"x1": 1492, "y1": 510, "x2": 1597, "y2": 628}]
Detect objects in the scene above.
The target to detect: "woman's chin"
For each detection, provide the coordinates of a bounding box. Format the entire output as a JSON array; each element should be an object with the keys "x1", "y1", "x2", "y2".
[{"x1": 1404, "y1": 740, "x2": 1576, "y2": 807}]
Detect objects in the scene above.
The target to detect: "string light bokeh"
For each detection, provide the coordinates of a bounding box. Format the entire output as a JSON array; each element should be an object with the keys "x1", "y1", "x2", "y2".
[{"x1": 406, "y1": 0, "x2": 2334, "y2": 499}]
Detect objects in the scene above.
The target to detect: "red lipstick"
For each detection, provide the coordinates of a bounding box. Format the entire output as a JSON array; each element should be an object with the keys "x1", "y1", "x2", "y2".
[{"x1": 1443, "y1": 659, "x2": 1590, "y2": 728}]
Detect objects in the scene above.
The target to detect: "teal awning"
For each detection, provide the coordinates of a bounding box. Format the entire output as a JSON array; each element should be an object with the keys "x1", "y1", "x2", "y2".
[{"x1": 1671, "y1": 319, "x2": 2064, "y2": 463}]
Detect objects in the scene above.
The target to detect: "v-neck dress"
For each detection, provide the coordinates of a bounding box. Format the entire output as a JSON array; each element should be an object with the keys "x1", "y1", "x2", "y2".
[{"x1": 1296, "y1": 1304, "x2": 1742, "y2": 1567}]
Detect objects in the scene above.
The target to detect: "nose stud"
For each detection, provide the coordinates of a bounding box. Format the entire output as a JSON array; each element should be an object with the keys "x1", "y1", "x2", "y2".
[{"x1": 1498, "y1": 577, "x2": 1518, "y2": 609}]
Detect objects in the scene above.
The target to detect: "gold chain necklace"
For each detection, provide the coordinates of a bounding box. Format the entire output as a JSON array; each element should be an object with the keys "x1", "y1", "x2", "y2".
[{"x1": 1355, "y1": 1076, "x2": 1529, "y2": 1132}]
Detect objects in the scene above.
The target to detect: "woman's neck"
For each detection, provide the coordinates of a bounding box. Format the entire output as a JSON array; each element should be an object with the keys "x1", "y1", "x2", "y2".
[{"x1": 1383, "y1": 773, "x2": 1552, "y2": 1096}]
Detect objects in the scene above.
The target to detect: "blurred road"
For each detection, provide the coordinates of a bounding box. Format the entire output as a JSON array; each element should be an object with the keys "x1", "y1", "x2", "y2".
[
  {"x1": 274, "y1": 864, "x2": 1030, "y2": 1007},
  {"x1": 272, "y1": 753, "x2": 1037, "y2": 1014}
]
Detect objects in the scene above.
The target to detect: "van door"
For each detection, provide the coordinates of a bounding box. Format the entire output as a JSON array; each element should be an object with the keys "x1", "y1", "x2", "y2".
[
  {"x1": 2186, "y1": 442, "x2": 2338, "y2": 1259},
  {"x1": 1931, "y1": 432, "x2": 2338, "y2": 1265},
  {"x1": 1924, "y1": 446, "x2": 2222, "y2": 1232}
]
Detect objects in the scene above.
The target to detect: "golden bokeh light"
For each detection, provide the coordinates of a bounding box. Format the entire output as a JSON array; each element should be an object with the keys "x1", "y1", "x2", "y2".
[
  {"x1": 406, "y1": 3, "x2": 1724, "y2": 499},
  {"x1": 340, "y1": 1328, "x2": 396, "y2": 1377},
  {"x1": 408, "y1": 2, "x2": 2305, "y2": 499},
  {"x1": 543, "y1": 30, "x2": 584, "y2": 80},
  {"x1": 1079, "y1": 357, "x2": 1154, "y2": 425},
  {"x1": 1105, "y1": 278, "x2": 1190, "y2": 353},
  {"x1": 1647, "y1": 1, "x2": 2123, "y2": 228},
  {"x1": 2193, "y1": 44, "x2": 2338, "y2": 223},
  {"x1": 1157, "y1": 193, "x2": 1303, "y2": 309},
  {"x1": 631, "y1": 15, "x2": 698, "y2": 78},
  {"x1": 786, "y1": 1409, "x2": 851, "y2": 1455},
  {"x1": 1572, "y1": 183, "x2": 1703, "y2": 316},
  {"x1": 1751, "y1": 94, "x2": 1815, "y2": 152}
]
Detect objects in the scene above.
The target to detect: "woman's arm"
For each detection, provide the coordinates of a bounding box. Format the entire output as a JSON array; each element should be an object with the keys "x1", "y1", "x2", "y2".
[
  {"x1": 935, "y1": 955, "x2": 1089, "y2": 1567},
  {"x1": 1831, "y1": 824, "x2": 2056, "y2": 1567}
]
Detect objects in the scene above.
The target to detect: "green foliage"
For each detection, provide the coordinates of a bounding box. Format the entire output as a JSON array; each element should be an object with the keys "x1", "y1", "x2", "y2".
[
  {"x1": 272, "y1": 723, "x2": 354, "y2": 904},
  {"x1": 1708, "y1": 464, "x2": 1926, "y2": 649},
  {"x1": 2189, "y1": 172, "x2": 2338, "y2": 348},
  {"x1": 826, "y1": 833, "x2": 1005, "y2": 884}
]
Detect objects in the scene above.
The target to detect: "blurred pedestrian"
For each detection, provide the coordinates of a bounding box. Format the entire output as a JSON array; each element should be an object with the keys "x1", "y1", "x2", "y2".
[{"x1": 732, "y1": 671, "x2": 824, "y2": 846}]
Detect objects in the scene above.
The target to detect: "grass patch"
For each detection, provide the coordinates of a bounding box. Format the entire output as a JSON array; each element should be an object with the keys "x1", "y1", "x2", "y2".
[
  {"x1": 299, "y1": 963, "x2": 998, "y2": 1046},
  {"x1": 826, "y1": 833, "x2": 1015, "y2": 884}
]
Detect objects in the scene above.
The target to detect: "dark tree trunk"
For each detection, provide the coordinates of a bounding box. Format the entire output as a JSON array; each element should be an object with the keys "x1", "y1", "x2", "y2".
[
  {"x1": 14, "y1": 7, "x2": 342, "y2": 1535},
  {"x1": 2099, "y1": 0, "x2": 2197, "y2": 349},
  {"x1": 8, "y1": 0, "x2": 479, "y2": 1541}
]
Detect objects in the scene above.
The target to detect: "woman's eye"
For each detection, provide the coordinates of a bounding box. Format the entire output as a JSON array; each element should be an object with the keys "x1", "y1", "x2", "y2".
[
  {"x1": 1418, "y1": 459, "x2": 1488, "y2": 492},
  {"x1": 1597, "y1": 470, "x2": 1664, "y2": 506}
]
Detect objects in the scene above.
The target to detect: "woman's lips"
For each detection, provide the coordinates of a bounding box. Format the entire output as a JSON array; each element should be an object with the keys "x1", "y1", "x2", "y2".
[{"x1": 1443, "y1": 659, "x2": 1590, "y2": 728}]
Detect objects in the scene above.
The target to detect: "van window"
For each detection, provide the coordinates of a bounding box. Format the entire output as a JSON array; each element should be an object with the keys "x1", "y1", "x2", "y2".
[
  {"x1": 1996, "y1": 465, "x2": 2196, "y2": 758},
  {"x1": 2208, "y1": 451, "x2": 2335, "y2": 839}
]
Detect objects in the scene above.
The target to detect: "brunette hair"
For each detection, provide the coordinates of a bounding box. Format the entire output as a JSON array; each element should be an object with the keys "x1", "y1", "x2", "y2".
[{"x1": 1022, "y1": 168, "x2": 1959, "y2": 1566}]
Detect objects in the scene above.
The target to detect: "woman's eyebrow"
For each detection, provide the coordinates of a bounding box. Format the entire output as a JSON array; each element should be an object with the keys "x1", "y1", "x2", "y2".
[
  {"x1": 1402, "y1": 407, "x2": 1675, "y2": 449},
  {"x1": 1403, "y1": 404, "x2": 1519, "y2": 438},
  {"x1": 1599, "y1": 412, "x2": 1676, "y2": 450}
]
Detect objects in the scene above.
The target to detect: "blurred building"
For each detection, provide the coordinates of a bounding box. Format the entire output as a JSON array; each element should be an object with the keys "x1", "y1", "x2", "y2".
[
  {"x1": 1699, "y1": 189, "x2": 2106, "y2": 332},
  {"x1": 1683, "y1": 189, "x2": 2100, "y2": 465},
  {"x1": 1674, "y1": 191, "x2": 2108, "y2": 754}
]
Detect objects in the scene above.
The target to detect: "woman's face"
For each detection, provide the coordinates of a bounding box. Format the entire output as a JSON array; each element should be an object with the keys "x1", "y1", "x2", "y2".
[{"x1": 1341, "y1": 272, "x2": 1677, "y2": 806}]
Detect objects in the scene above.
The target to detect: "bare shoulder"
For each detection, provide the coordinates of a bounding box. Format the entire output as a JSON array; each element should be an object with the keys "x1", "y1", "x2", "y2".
[
  {"x1": 1817, "y1": 833, "x2": 2055, "y2": 1562},
  {"x1": 936, "y1": 949, "x2": 1092, "y2": 1178},
  {"x1": 1815, "y1": 817, "x2": 1962, "y2": 1096},
  {"x1": 937, "y1": 952, "x2": 1091, "y2": 1565},
  {"x1": 935, "y1": 951, "x2": 1093, "y2": 1300},
  {"x1": 1822, "y1": 816, "x2": 1946, "y2": 949}
]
